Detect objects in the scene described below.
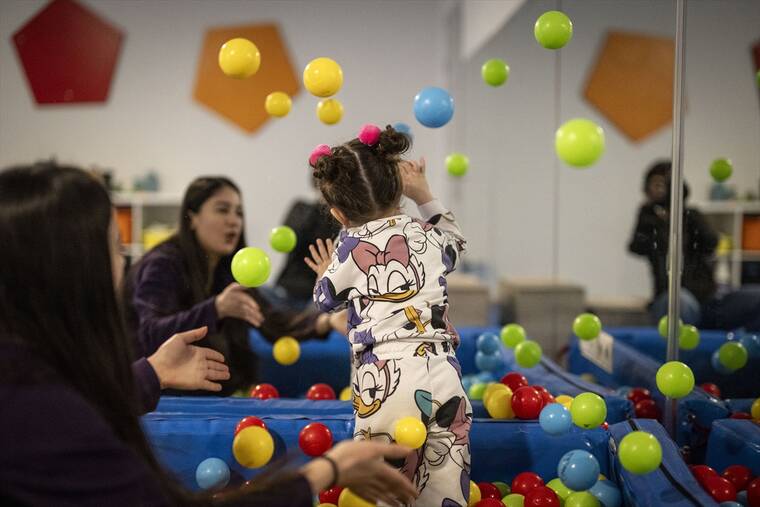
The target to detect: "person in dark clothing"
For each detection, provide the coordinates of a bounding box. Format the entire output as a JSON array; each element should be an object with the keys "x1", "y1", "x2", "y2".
[
  {"x1": 123, "y1": 177, "x2": 346, "y2": 395},
  {"x1": 0, "y1": 163, "x2": 417, "y2": 507},
  {"x1": 628, "y1": 160, "x2": 760, "y2": 330}
]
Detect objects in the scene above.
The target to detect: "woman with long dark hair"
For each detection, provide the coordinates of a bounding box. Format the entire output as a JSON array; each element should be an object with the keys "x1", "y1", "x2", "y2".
[
  {"x1": 0, "y1": 163, "x2": 416, "y2": 506},
  {"x1": 124, "y1": 176, "x2": 345, "y2": 394}
]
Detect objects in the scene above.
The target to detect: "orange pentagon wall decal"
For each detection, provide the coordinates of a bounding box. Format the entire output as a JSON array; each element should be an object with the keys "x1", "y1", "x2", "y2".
[
  {"x1": 194, "y1": 24, "x2": 300, "y2": 133},
  {"x1": 584, "y1": 31, "x2": 675, "y2": 142}
]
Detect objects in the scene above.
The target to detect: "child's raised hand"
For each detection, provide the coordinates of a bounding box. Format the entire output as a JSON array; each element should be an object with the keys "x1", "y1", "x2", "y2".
[
  {"x1": 400, "y1": 157, "x2": 434, "y2": 205},
  {"x1": 305, "y1": 238, "x2": 335, "y2": 277}
]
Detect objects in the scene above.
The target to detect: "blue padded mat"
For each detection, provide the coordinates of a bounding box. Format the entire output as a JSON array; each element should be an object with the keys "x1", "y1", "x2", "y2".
[{"x1": 705, "y1": 419, "x2": 760, "y2": 475}]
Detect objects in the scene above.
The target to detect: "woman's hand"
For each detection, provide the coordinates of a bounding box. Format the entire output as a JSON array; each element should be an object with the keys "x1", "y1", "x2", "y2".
[
  {"x1": 215, "y1": 283, "x2": 265, "y2": 326},
  {"x1": 300, "y1": 440, "x2": 418, "y2": 506},
  {"x1": 147, "y1": 327, "x2": 230, "y2": 391},
  {"x1": 304, "y1": 238, "x2": 335, "y2": 278},
  {"x1": 316, "y1": 309, "x2": 349, "y2": 336},
  {"x1": 400, "y1": 157, "x2": 434, "y2": 205}
]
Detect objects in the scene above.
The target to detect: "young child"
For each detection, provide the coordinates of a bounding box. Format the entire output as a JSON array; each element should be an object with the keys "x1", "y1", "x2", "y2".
[{"x1": 305, "y1": 125, "x2": 472, "y2": 506}]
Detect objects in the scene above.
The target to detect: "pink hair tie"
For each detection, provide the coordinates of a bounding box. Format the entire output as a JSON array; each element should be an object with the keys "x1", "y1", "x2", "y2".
[
  {"x1": 309, "y1": 144, "x2": 332, "y2": 167},
  {"x1": 358, "y1": 124, "x2": 381, "y2": 146}
]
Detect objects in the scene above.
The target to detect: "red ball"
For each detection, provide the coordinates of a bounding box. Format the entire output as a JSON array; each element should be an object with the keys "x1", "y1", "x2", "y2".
[
  {"x1": 511, "y1": 472, "x2": 544, "y2": 496},
  {"x1": 525, "y1": 486, "x2": 560, "y2": 507},
  {"x1": 730, "y1": 412, "x2": 752, "y2": 420},
  {"x1": 234, "y1": 416, "x2": 266, "y2": 436},
  {"x1": 691, "y1": 465, "x2": 719, "y2": 485},
  {"x1": 475, "y1": 499, "x2": 505, "y2": 507},
  {"x1": 298, "y1": 422, "x2": 333, "y2": 457},
  {"x1": 306, "y1": 383, "x2": 336, "y2": 401},
  {"x1": 747, "y1": 478, "x2": 760, "y2": 507},
  {"x1": 500, "y1": 372, "x2": 529, "y2": 392},
  {"x1": 478, "y1": 482, "x2": 501, "y2": 500},
  {"x1": 532, "y1": 386, "x2": 555, "y2": 406},
  {"x1": 627, "y1": 387, "x2": 652, "y2": 405},
  {"x1": 699, "y1": 382, "x2": 721, "y2": 398},
  {"x1": 319, "y1": 486, "x2": 344, "y2": 504},
  {"x1": 512, "y1": 386, "x2": 544, "y2": 419},
  {"x1": 634, "y1": 399, "x2": 661, "y2": 420},
  {"x1": 250, "y1": 383, "x2": 279, "y2": 399},
  {"x1": 722, "y1": 465, "x2": 753, "y2": 491},
  {"x1": 703, "y1": 475, "x2": 737, "y2": 502},
  {"x1": 600, "y1": 421, "x2": 609, "y2": 430}
]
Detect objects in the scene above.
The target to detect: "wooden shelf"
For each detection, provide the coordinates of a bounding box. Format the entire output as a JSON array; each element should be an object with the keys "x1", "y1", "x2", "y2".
[
  {"x1": 113, "y1": 193, "x2": 181, "y2": 259},
  {"x1": 112, "y1": 192, "x2": 183, "y2": 207},
  {"x1": 693, "y1": 200, "x2": 760, "y2": 214}
]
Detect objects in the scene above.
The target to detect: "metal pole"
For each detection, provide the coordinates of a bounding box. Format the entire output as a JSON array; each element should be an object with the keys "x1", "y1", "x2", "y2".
[{"x1": 665, "y1": 0, "x2": 687, "y2": 438}]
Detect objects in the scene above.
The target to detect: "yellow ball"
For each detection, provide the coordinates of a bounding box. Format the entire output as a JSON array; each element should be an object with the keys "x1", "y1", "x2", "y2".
[
  {"x1": 218, "y1": 38, "x2": 261, "y2": 79},
  {"x1": 232, "y1": 426, "x2": 274, "y2": 468},
  {"x1": 317, "y1": 98, "x2": 344, "y2": 125},
  {"x1": 338, "y1": 488, "x2": 375, "y2": 507},
  {"x1": 556, "y1": 394, "x2": 574, "y2": 409},
  {"x1": 394, "y1": 416, "x2": 427, "y2": 449},
  {"x1": 752, "y1": 397, "x2": 760, "y2": 420},
  {"x1": 468, "y1": 480, "x2": 481, "y2": 506},
  {"x1": 273, "y1": 336, "x2": 300, "y2": 365},
  {"x1": 265, "y1": 91, "x2": 292, "y2": 117},
  {"x1": 339, "y1": 386, "x2": 352, "y2": 401},
  {"x1": 485, "y1": 387, "x2": 515, "y2": 420},
  {"x1": 318, "y1": 504, "x2": 338, "y2": 507},
  {"x1": 303, "y1": 57, "x2": 344, "y2": 97},
  {"x1": 483, "y1": 382, "x2": 507, "y2": 406}
]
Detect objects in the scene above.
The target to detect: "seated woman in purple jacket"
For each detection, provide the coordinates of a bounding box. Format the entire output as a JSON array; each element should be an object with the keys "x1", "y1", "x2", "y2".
[
  {"x1": 124, "y1": 176, "x2": 346, "y2": 395},
  {"x1": 0, "y1": 163, "x2": 416, "y2": 506}
]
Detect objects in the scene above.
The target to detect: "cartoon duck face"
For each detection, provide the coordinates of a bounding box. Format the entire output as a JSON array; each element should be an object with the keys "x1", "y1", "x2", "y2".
[
  {"x1": 352, "y1": 359, "x2": 401, "y2": 418},
  {"x1": 352, "y1": 235, "x2": 425, "y2": 303}
]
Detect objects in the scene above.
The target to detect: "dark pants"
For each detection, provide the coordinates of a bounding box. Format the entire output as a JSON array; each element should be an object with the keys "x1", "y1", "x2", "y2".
[{"x1": 651, "y1": 285, "x2": 760, "y2": 331}]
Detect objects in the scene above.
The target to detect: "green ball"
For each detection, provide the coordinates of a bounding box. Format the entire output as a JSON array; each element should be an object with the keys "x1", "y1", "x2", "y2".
[
  {"x1": 679, "y1": 325, "x2": 700, "y2": 350},
  {"x1": 570, "y1": 392, "x2": 607, "y2": 429},
  {"x1": 468, "y1": 382, "x2": 488, "y2": 400},
  {"x1": 718, "y1": 342, "x2": 748, "y2": 371},
  {"x1": 446, "y1": 153, "x2": 469, "y2": 177},
  {"x1": 269, "y1": 225, "x2": 297, "y2": 253},
  {"x1": 656, "y1": 361, "x2": 694, "y2": 398},
  {"x1": 573, "y1": 313, "x2": 602, "y2": 340},
  {"x1": 231, "y1": 247, "x2": 271, "y2": 287},
  {"x1": 501, "y1": 323, "x2": 526, "y2": 348},
  {"x1": 555, "y1": 118, "x2": 605, "y2": 168},
  {"x1": 546, "y1": 478, "x2": 573, "y2": 500},
  {"x1": 514, "y1": 340, "x2": 542, "y2": 368},
  {"x1": 481, "y1": 58, "x2": 510, "y2": 86},
  {"x1": 534, "y1": 10, "x2": 573, "y2": 49},
  {"x1": 658, "y1": 316, "x2": 683, "y2": 338},
  {"x1": 709, "y1": 158, "x2": 733, "y2": 183},
  {"x1": 618, "y1": 431, "x2": 662, "y2": 474},
  {"x1": 493, "y1": 481, "x2": 511, "y2": 498},
  {"x1": 502, "y1": 494, "x2": 525, "y2": 507},
  {"x1": 565, "y1": 491, "x2": 600, "y2": 507}
]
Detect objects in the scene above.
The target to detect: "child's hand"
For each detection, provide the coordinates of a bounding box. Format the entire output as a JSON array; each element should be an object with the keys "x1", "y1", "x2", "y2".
[
  {"x1": 305, "y1": 238, "x2": 335, "y2": 277},
  {"x1": 400, "y1": 157, "x2": 434, "y2": 205}
]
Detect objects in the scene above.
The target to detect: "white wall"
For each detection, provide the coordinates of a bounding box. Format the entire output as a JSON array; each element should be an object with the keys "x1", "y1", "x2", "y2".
[
  {"x1": 0, "y1": 0, "x2": 451, "y2": 274},
  {"x1": 450, "y1": 0, "x2": 760, "y2": 300}
]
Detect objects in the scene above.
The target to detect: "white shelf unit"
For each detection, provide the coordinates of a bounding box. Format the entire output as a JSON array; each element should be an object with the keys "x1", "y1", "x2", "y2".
[
  {"x1": 112, "y1": 192, "x2": 182, "y2": 258},
  {"x1": 693, "y1": 200, "x2": 760, "y2": 288}
]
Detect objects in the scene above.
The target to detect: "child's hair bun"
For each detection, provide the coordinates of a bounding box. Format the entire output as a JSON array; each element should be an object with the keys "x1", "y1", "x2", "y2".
[{"x1": 376, "y1": 125, "x2": 411, "y2": 159}]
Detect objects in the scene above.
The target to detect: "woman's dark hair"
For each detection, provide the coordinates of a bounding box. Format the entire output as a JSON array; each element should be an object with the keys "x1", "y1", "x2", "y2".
[
  {"x1": 643, "y1": 159, "x2": 690, "y2": 202},
  {"x1": 313, "y1": 125, "x2": 410, "y2": 224},
  {"x1": 0, "y1": 164, "x2": 298, "y2": 505}
]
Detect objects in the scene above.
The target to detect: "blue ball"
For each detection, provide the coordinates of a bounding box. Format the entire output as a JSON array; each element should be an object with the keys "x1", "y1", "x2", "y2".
[
  {"x1": 196, "y1": 457, "x2": 230, "y2": 490},
  {"x1": 711, "y1": 350, "x2": 733, "y2": 375},
  {"x1": 590, "y1": 479, "x2": 622, "y2": 507},
  {"x1": 413, "y1": 86, "x2": 454, "y2": 128},
  {"x1": 739, "y1": 333, "x2": 760, "y2": 359},
  {"x1": 476, "y1": 371, "x2": 495, "y2": 383},
  {"x1": 462, "y1": 375, "x2": 475, "y2": 392},
  {"x1": 475, "y1": 350, "x2": 504, "y2": 372},
  {"x1": 477, "y1": 333, "x2": 501, "y2": 354},
  {"x1": 558, "y1": 450, "x2": 600, "y2": 491},
  {"x1": 393, "y1": 122, "x2": 413, "y2": 139},
  {"x1": 736, "y1": 490, "x2": 748, "y2": 505},
  {"x1": 719, "y1": 502, "x2": 743, "y2": 507},
  {"x1": 539, "y1": 403, "x2": 572, "y2": 435},
  {"x1": 615, "y1": 386, "x2": 632, "y2": 398}
]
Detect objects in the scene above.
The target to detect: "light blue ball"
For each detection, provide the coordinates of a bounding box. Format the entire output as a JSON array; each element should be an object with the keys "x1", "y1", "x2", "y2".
[
  {"x1": 393, "y1": 122, "x2": 413, "y2": 140},
  {"x1": 736, "y1": 490, "x2": 748, "y2": 506},
  {"x1": 476, "y1": 371, "x2": 495, "y2": 383},
  {"x1": 711, "y1": 350, "x2": 733, "y2": 374},
  {"x1": 719, "y1": 502, "x2": 743, "y2": 507},
  {"x1": 590, "y1": 479, "x2": 622, "y2": 507},
  {"x1": 558, "y1": 449, "x2": 600, "y2": 491},
  {"x1": 475, "y1": 350, "x2": 504, "y2": 372},
  {"x1": 477, "y1": 333, "x2": 501, "y2": 354},
  {"x1": 413, "y1": 86, "x2": 454, "y2": 128},
  {"x1": 196, "y1": 457, "x2": 230, "y2": 490},
  {"x1": 739, "y1": 333, "x2": 760, "y2": 359},
  {"x1": 462, "y1": 375, "x2": 475, "y2": 392},
  {"x1": 539, "y1": 403, "x2": 572, "y2": 435},
  {"x1": 615, "y1": 386, "x2": 632, "y2": 397}
]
